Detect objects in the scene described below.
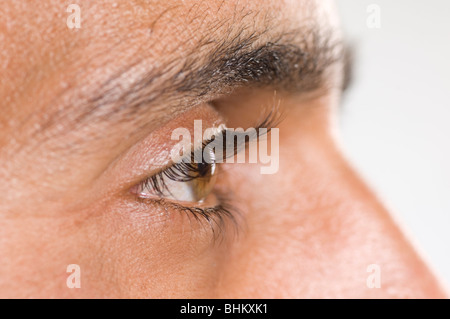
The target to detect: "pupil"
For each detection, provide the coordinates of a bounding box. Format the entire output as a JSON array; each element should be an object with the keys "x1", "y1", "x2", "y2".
[{"x1": 196, "y1": 162, "x2": 210, "y2": 177}]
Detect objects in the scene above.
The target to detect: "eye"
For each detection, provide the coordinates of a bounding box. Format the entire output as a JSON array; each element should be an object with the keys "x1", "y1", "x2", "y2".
[
  {"x1": 134, "y1": 155, "x2": 219, "y2": 203},
  {"x1": 132, "y1": 107, "x2": 280, "y2": 206}
]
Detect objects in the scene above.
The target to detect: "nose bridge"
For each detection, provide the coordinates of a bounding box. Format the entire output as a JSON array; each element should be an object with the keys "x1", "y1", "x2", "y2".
[{"x1": 218, "y1": 151, "x2": 447, "y2": 298}]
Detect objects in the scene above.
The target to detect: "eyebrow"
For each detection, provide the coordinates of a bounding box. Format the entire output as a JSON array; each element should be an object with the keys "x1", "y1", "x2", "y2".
[{"x1": 44, "y1": 25, "x2": 346, "y2": 138}]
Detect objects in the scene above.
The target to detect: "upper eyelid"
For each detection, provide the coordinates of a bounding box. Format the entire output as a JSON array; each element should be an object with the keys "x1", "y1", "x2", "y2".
[
  {"x1": 129, "y1": 100, "x2": 283, "y2": 199},
  {"x1": 200, "y1": 105, "x2": 283, "y2": 161},
  {"x1": 142, "y1": 108, "x2": 280, "y2": 182},
  {"x1": 136, "y1": 123, "x2": 278, "y2": 198}
]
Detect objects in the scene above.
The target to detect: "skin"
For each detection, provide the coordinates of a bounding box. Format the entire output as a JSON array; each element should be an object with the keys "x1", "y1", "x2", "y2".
[{"x1": 0, "y1": 0, "x2": 447, "y2": 298}]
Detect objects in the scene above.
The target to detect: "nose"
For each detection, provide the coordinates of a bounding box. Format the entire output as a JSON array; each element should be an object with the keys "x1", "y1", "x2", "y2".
[{"x1": 217, "y1": 103, "x2": 447, "y2": 298}]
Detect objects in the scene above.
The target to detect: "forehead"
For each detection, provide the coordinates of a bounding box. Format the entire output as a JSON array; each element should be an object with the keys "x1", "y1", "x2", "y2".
[
  {"x1": 0, "y1": 0, "x2": 335, "y2": 86},
  {"x1": 0, "y1": 0, "x2": 340, "y2": 143}
]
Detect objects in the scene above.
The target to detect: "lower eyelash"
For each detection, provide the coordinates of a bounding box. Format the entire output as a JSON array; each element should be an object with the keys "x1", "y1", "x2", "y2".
[{"x1": 152, "y1": 192, "x2": 241, "y2": 242}]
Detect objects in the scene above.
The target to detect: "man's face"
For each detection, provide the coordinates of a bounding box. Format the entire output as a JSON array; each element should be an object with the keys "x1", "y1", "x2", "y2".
[{"x1": 0, "y1": 0, "x2": 446, "y2": 298}]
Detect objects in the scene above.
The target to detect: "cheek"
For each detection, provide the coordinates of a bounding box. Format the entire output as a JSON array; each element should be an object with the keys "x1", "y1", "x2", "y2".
[
  {"x1": 58, "y1": 198, "x2": 236, "y2": 298},
  {"x1": 0, "y1": 197, "x2": 233, "y2": 298},
  {"x1": 0, "y1": 214, "x2": 101, "y2": 298}
]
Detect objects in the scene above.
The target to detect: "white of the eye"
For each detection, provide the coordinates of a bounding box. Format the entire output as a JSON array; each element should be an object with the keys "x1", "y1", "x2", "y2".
[
  {"x1": 160, "y1": 177, "x2": 199, "y2": 202},
  {"x1": 141, "y1": 161, "x2": 216, "y2": 203}
]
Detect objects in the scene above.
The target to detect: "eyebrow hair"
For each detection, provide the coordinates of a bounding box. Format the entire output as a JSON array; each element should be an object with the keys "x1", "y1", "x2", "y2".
[{"x1": 44, "y1": 25, "x2": 346, "y2": 138}]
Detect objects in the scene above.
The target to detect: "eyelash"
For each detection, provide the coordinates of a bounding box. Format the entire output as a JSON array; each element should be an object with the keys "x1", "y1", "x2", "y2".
[
  {"x1": 138, "y1": 106, "x2": 281, "y2": 232},
  {"x1": 149, "y1": 194, "x2": 239, "y2": 241}
]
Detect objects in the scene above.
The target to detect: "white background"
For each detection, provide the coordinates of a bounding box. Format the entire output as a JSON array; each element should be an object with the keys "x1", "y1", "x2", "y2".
[{"x1": 336, "y1": 0, "x2": 450, "y2": 288}]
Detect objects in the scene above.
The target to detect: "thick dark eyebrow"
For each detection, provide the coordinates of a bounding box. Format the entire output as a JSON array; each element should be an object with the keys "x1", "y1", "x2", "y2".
[{"x1": 44, "y1": 26, "x2": 346, "y2": 137}]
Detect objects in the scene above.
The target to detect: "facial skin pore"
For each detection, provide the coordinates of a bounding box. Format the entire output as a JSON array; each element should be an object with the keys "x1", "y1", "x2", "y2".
[{"x1": 0, "y1": 0, "x2": 446, "y2": 298}]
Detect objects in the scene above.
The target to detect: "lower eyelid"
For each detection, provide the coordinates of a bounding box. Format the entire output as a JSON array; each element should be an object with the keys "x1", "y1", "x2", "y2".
[{"x1": 136, "y1": 188, "x2": 241, "y2": 240}]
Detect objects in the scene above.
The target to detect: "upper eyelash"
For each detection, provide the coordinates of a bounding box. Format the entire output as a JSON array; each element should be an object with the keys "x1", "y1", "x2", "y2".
[{"x1": 142, "y1": 104, "x2": 283, "y2": 196}]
